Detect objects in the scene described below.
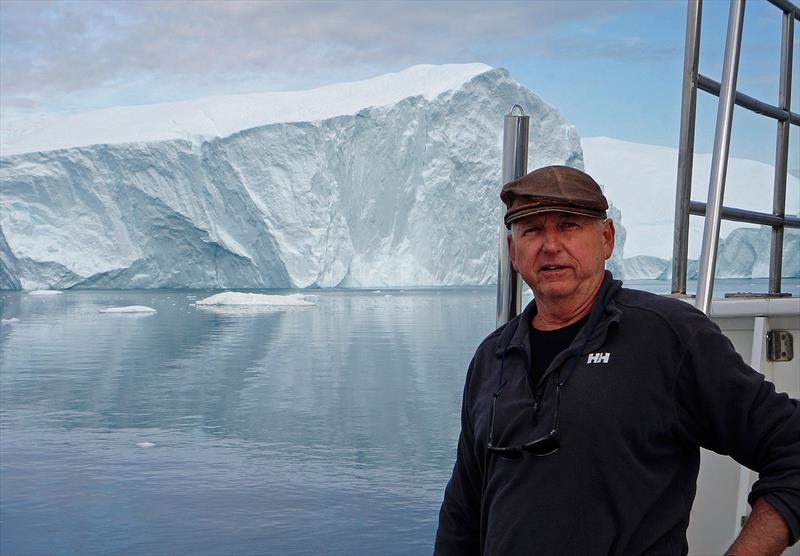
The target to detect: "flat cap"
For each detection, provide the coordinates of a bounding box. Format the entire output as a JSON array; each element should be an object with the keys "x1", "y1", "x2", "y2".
[{"x1": 500, "y1": 165, "x2": 608, "y2": 227}]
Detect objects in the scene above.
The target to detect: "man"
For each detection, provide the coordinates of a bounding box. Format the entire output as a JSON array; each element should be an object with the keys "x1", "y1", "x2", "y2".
[{"x1": 434, "y1": 166, "x2": 799, "y2": 555}]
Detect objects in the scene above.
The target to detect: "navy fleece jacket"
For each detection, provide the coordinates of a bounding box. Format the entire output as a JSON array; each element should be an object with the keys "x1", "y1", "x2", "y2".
[{"x1": 435, "y1": 273, "x2": 800, "y2": 555}]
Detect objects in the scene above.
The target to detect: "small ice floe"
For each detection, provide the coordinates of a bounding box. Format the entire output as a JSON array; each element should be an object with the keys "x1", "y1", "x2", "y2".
[
  {"x1": 372, "y1": 290, "x2": 382, "y2": 293},
  {"x1": 99, "y1": 306, "x2": 157, "y2": 313},
  {"x1": 1, "y1": 318, "x2": 20, "y2": 325},
  {"x1": 300, "y1": 294, "x2": 320, "y2": 302},
  {"x1": 196, "y1": 292, "x2": 315, "y2": 307},
  {"x1": 137, "y1": 442, "x2": 156, "y2": 448},
  {"x1": 383, "y1": 294, "x2": 392, "y2": 297},
  {"x1": 28, "y1": 290, "x2": 63, "y2": 296}
]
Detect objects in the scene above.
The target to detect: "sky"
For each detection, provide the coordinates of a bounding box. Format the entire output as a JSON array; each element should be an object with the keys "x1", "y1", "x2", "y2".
[{"x1": 0, "y1": 0, "x2": 798, "y2": 170}]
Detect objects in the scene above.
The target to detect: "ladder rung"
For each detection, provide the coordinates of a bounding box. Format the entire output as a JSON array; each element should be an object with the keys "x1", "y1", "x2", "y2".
[
  {"x1": 689, "y1": 201, "x2": 800, "y2": 228},
  {"x1": 697, "y1": 74, "x2": 800, "y2": 125}
]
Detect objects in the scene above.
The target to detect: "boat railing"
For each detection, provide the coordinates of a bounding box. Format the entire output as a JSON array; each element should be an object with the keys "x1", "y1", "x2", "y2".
[{"x1": 495, "y1": 105, "x2": 528, "y2": 327}]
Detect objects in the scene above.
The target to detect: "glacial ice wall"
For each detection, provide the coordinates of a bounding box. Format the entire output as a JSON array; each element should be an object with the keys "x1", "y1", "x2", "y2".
[{"x1": 0, "y1": 66, "x2": 590, "y2": 289}]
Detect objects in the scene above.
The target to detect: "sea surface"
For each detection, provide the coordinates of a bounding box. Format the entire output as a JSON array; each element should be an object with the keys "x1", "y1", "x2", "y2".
[{"x1": 1, "y1": 279, "x2": 798, "y2": 556}]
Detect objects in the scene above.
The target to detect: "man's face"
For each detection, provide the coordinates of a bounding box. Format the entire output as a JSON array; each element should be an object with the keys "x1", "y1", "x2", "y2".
[{"x1": 508, "y1": 212, "x2": 615, "y2": 307}]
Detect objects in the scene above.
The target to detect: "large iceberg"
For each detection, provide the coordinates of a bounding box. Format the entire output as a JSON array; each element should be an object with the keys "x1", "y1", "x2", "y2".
[
  {"x1": 4, "y1": 65, "x2": 791, "y2": 289},
  {"x1": 1, "y1": 64, "x2": 592, "y2": 289}
]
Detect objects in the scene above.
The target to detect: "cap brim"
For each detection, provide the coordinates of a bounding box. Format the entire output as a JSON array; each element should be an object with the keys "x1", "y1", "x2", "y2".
[{"x1": 504, "y1": 205, "x2": 607, "y2": 228}]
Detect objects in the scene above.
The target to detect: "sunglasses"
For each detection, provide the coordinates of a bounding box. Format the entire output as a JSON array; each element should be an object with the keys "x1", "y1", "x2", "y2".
[{"x1": 487, "y1": 378, "x2": 562, "y2": 459}]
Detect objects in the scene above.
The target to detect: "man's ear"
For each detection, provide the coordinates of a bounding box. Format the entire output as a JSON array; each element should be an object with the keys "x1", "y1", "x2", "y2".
[
  {"x1": 507, "y1": 231, "x2": 518, "y2": 272},
  {"x1": 602, "y1": 219, "x2": 615, "y2": 260}
]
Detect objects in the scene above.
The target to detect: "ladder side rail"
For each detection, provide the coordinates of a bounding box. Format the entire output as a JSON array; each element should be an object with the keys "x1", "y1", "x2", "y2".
[
  {"x1": 696, "y1": 75, "x2": 800, "y2": 124},
  {"x1": 769, "y1": 10, "x2": 794, "y2": 294},
  {"x1": 672, "y1": 0, "x2": 703, "y2": 295},
  {"x1": 689, "y1": 202, "x2": 800, "y2": 228},
  {"x1": 696, "y1": 0, "x2": 747, "y2": 315}
]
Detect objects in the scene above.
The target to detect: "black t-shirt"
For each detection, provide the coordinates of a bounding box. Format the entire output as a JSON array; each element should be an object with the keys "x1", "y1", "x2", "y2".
[{"x1": 529, "y1": 315, "x2": 588, "y2": 388}]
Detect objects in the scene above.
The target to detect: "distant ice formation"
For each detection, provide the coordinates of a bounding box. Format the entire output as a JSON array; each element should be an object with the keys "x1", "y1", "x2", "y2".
[
  {"x1": 583, "y1": 137, "x2": 800, "y2": 279},
  {"x1": 99, "y1": 306, "x2": 157, "y2": 313},
  {"x1": 0, "y1": 64, "x2": 585, "y2": 289},
  {"x1": 195, "y1": 292, "x2": 314, "y2": 306},
  {"x1": 27, "y1": 290, "x2": 63, "y2": 296}
]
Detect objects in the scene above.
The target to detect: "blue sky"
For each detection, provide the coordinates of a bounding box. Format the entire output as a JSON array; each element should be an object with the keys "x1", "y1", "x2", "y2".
[{"x1": 1, "y1": 0, "x2": 797, "y2": 169}]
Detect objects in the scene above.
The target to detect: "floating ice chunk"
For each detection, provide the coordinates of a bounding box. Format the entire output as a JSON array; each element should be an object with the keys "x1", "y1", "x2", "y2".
[
  {"x1": 99, "y1": 306, "x2": 157, "y2": 313},
  {"x1": 1, "y1": 318, "x2": 20, "y2": 324},
  {"x1": 300, "y1": 294, "x2": 320, "y2": 302},
  {"x1": 28, "y1": 290, "x2": 63, "y2": 296},
  {"x1": 137, "y1": 442, "x2": 155, "y2": 448},
  {"x1": 195, "y1": 292, "x2": 314, "y2": 306}
]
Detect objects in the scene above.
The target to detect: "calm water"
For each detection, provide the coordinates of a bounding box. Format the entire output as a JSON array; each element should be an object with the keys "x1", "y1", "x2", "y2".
[{"x1": 1, "y1": 279, "x2": 798, "y2": 556}]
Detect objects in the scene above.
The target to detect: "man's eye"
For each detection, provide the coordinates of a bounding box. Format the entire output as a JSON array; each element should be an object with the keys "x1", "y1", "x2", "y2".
[{"x1": 561, "y1": 221, "x2": 579, "y2": 230}]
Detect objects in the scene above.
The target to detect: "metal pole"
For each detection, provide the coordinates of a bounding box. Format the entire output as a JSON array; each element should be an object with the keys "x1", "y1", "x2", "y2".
[
  {"x1": 672, "y1": 0, "x2": 703, "y2": 295},
  {"x1": 696, "y1": 0, "x2": 746, "y2": 315},
  {"x1": 769, "y1": 11, "x2": 793, "y2": 294},
  {"x1": 496, "y1": 105, "x2": 528, "y2": 327}
]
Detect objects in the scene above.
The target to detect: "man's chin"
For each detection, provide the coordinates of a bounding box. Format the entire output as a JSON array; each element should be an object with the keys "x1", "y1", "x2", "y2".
[{"x1": 532, "y1": 283, "x2": 574, "y2": 300}]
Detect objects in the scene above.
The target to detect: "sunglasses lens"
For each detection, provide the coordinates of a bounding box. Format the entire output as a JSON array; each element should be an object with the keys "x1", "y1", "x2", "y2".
[
  {"x1": 499, "y1": 449, "x2": 524, "y2": 461},
  {"x1": 489, "y1": 446, "x2": 524, "y2": 460},
  {"x1": 526, "y1": 436, "x2": 559, "y2": 457}
]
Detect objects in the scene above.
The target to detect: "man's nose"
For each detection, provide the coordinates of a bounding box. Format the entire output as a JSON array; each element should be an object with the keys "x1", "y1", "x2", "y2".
[{"x1": 542, "y1": 227, "x2": 561, "y2": 252}]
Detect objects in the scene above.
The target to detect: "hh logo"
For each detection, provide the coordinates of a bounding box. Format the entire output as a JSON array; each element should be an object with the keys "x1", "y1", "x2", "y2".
[{"x1": 587, "y1": 352, "x2": 611, "y2": 364}]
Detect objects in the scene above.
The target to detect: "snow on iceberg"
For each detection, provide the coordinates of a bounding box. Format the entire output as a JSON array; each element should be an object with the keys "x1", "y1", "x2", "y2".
[
  {"x1": 27, "y1": 290, "x2": 63, "y2": 296},
  {"x1": 195, "y1": 292, "x2": 314, "y2": 306},
  {"x1": 1, "y1": 64, "x2": 495, "y2": 156},
  {"x1": 0, "y1": 64, "x2": 584, "y2": 290},
  {"x1": 99, "y1": 306, "x2": 157, "y2": 313}
]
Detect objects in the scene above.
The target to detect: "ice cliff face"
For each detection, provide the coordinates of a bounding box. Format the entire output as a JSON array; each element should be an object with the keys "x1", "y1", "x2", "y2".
[{"x1": 1, "y1": 64, "x2": 595, "y2": 290}]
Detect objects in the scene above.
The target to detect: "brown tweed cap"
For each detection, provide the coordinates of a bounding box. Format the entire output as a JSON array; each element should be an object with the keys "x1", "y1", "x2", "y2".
[{"x1": 500, "y1": 165, "x2": 608, "y2": 228}]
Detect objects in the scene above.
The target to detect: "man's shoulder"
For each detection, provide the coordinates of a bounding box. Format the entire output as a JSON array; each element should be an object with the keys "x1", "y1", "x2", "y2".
[
  {"x1": 469, "y1": 308, "x2": 528, "y2": 364},
  {"x1": 472, "y1": 322, "x2": 508, "y2": 357},
  {"x1": 615, "y1": 286, "x2": 714, "y2": 332}
]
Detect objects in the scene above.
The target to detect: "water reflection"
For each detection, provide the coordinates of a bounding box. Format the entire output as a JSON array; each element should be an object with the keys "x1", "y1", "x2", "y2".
[{"x1": 0, "y1": 289, "x2": 492, "y2": 555}]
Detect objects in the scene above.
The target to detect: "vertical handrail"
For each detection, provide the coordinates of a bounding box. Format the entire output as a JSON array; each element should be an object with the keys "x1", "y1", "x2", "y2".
[
  {"x1": 672, "y1": 0, "x2": 703, "y2": 295},
  {"x1": 496, "y1": 105, "x2": 528, "y2": 327},
  {"x1": 768, "y1": 10, "x2": 794, "y2": 294},
  {"x1": 696, "y1": 0, "x2": 746, "y2": 315}
]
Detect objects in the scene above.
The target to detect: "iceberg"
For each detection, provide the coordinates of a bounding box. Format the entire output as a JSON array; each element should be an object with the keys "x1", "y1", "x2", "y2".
[
  {"x1": 0, "y1": 64, "x2": 587, "y2": 289},
  {"x1": 583, "y1": 137, "x2": 800, "y2": 279},
  {"x1": 98, "y1": 306, "x2": 157, "y2": 313},
  {"x1": 195, "y1": 292, "x2": 314, "y2": 306}
]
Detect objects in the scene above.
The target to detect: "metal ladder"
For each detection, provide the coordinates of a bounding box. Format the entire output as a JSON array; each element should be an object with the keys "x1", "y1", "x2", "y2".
[
  {"x1": 671, "y1": 2, "x2": 800, "y2": 549},
  {"x1": 671, "y1": 0, "x2": 800, "y2": 314}
]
